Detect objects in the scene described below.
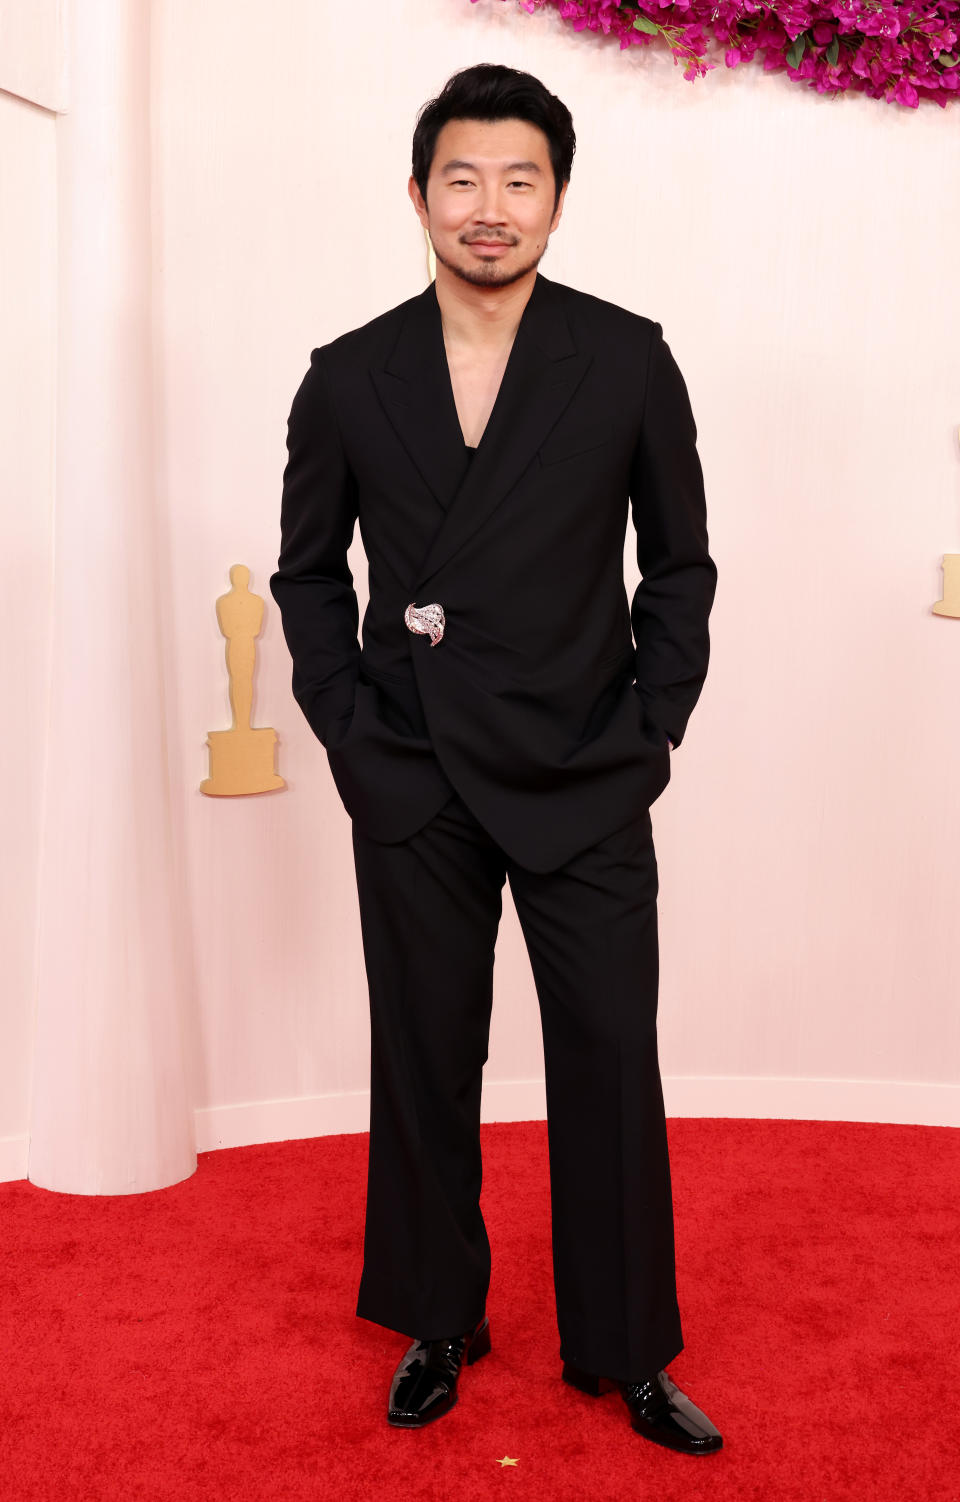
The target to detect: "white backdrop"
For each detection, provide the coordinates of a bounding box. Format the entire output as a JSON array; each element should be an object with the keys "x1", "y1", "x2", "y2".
[{"x1": 2, "y1": 0, "x2": 958, "y2": 1190}]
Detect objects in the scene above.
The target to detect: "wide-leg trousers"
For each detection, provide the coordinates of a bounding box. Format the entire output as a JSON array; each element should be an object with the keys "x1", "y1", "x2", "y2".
[{"x1": 350, "y1": 786, "x2": 684, "y2": 1384}]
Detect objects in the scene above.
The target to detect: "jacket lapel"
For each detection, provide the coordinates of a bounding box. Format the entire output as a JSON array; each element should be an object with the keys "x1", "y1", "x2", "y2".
[{"x1": 370, "y1": 271, "x2": 594, "y2": 592}]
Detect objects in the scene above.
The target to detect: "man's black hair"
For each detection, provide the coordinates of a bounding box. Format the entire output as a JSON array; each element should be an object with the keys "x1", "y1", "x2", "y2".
[{"x1": 412, "y1": 63, "x2": 576, "y2": 217}]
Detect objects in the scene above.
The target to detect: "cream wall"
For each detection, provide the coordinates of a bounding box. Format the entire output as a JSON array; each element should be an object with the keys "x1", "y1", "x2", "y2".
[{"x1": 2, "y1": 0, "x2": 958, "y2": 1185}]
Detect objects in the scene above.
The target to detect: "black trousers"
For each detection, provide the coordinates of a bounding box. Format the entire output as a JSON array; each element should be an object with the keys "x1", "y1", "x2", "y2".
[{"x1": 350, "y1": 787, "x2": 684, "y2": 1384}]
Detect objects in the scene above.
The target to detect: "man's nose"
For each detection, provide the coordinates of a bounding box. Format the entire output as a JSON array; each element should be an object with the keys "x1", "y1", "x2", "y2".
[{"x1": 471, "y1": 194, "x2": 509, "y2": 224}]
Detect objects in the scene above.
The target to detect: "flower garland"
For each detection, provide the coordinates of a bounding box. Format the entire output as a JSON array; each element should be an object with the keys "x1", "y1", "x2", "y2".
[{"x1": 469, "y1": 0, "x2": 959, "y2": 107}]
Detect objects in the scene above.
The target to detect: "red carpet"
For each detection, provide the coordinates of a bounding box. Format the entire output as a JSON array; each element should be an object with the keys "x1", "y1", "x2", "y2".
[{"x1": 1, "y1": 1118, "x2": 958, "y2": 1501}]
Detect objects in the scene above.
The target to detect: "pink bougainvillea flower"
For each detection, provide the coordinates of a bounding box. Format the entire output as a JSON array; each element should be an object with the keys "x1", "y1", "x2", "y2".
[{"x1": 471, "y1": 0, "x2": 960, "y2": 109}]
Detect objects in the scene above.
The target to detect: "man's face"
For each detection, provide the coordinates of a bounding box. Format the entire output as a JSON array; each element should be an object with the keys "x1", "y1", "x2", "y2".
[{"x1": 409, "y1": 116, "x2": 567, "y2": 291}]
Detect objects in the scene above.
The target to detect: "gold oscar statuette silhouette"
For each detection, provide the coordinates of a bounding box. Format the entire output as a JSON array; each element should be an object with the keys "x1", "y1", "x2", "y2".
[
  {"x1": 200, "y1": 564, "x2": 285, "y2": 796},
  {"x1": 931, "y1": 426, "x2": 960, "y2": 619},
  {"x1": 932, "y1": 555, "x2": 960, "y2": 618}
]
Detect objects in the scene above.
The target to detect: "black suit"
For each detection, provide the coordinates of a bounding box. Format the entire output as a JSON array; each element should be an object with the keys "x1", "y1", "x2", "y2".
[
  {"x1": 271, "y1": 271, "x2": 717, "y2": 1381},
  {"x1": 270, "y1": 271, "x2": 716, "y2": 873}
]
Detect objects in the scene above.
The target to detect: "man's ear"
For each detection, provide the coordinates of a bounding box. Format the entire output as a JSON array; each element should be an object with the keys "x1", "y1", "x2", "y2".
[
  {"x1": 408, "y1": 175, "x2": 428, "y2": 229},
  {"x1": 551, "y1": 180, "x2": 568, "y2": 232}
]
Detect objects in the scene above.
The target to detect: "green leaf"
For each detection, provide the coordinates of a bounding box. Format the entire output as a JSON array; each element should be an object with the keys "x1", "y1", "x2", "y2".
[
  {"x1": 633, "y1": 14, "x2": 660, "y2": 33},
  {"x1": 786, "y1": 32, "x2": 807, "y2": 68},
  {"x1": 826, "y1": 35, "x2": 839, "y2": 64}
]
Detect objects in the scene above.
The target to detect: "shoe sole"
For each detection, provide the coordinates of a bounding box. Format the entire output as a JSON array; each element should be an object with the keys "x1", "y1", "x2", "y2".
[
  {"x1": 629, "y1": 1420, "x2": 723, "y2": 1455},
  {"x1": 387, "y1": 1392, "x2": 458, "y2": 1428}
]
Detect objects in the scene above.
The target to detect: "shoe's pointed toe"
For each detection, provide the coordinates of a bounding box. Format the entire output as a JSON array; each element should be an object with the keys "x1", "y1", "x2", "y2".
[{"x1": 388, "y1": 1353, "x2": 456, "y2": 1426}]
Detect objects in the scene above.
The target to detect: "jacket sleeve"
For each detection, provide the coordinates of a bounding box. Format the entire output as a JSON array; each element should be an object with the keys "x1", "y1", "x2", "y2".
[
  {"x1": 269, "y1": 348, "x2": 361, "y2": 749},
  {"x1": 628, "y1": 322, "x2": 718, "y2": 750}
]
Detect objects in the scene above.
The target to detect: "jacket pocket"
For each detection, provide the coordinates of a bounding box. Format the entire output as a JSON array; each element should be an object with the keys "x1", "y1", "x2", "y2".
[
  {"x1": 537, "y1": 418, "x2": 612, "y2": 467},
  {"x1": 598, "y1": 644, "x2": 634, "y2": 671},
  {"x1": 360, "y1": 659, "x2": 411, "y2": 686}
]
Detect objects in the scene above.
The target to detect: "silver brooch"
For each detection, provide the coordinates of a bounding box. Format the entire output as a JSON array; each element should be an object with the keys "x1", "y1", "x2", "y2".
[{"x1": 404, "y1": 601, "x2": 445, "y2": 646}]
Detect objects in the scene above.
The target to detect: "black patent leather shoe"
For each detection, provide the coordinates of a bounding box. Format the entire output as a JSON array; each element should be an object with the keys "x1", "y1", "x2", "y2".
[
  {"x1": 387, "y1": 1315, "x2": 491, "y2": 1427},
  {"x1": 562, "y1": 1360, "x2": 723, "y2": 1455}
]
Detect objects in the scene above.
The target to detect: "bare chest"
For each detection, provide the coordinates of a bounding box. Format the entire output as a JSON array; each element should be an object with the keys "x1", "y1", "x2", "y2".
[{"x1": 445, "y1": 344, "x2": 513, "y2": 449}]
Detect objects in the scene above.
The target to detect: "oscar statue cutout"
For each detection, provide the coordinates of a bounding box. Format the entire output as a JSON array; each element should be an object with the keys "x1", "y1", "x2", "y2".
[
  {"x1": 932, "y1": 554, "x2": 960, "y2": 618},
  {"x1": 200, "y1": 564, "x2": 285, "y2": 796},
  {"x1": 931, "y1": 426, "x2": 960, "y2": 619}
]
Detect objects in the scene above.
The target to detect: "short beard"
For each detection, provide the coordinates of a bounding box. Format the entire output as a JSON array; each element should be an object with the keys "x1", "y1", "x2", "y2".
[{"x1": 431, "y1": 235, "x2": 548, "y2": 290}]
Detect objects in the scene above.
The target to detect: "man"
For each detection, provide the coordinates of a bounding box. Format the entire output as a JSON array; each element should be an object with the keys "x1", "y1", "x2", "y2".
[{"x1": 270, "y1": 63, "x2": 721, "y2": 1455}]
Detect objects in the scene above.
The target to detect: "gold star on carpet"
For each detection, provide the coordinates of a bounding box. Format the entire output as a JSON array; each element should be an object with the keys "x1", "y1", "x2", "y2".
[{"x1": 496, "y1": 1455, "x2": 519, "y2": 1467}]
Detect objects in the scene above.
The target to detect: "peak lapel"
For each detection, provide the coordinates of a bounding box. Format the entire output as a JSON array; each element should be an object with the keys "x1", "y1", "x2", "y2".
[
  {"x1": 371, "y1": 273, "x2": 594, "y2": 592},
  {"x1": 370, "y1": 280, "x2": 466, "y2": 523}
]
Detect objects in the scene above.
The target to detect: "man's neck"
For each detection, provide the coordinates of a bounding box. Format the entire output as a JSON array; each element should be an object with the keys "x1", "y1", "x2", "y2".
[{"x1": 435, "y1": 266, "x2": 537, "y2": 355}]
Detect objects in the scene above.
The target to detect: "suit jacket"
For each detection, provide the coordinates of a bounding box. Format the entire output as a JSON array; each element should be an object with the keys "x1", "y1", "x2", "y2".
[{"x1": 269, "y1": 270, "x2": 717, "y2": 872}]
